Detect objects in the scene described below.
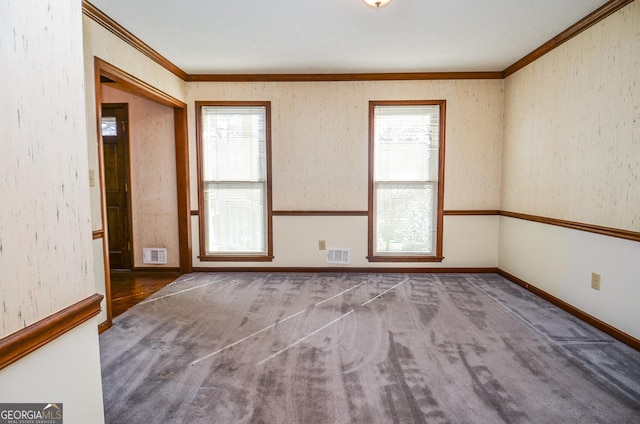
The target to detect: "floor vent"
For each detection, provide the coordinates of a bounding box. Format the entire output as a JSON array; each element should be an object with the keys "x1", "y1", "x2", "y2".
[
  {"x1": 143, "y1": 248, "x2": 167, "y2": 264},
  {"x1": 326, "y1": 248, "x2": 350, "y2": 264}
]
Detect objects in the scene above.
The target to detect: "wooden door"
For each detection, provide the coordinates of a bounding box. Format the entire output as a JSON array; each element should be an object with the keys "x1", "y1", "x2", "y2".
[{"x1": 102, "y1": 104, "x2": 132, "y2": 270}]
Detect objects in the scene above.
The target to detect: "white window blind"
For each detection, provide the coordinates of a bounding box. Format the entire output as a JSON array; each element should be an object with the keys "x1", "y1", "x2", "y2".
[
  {"x1": 372, "y1": 104, "x2": 441, "y2": 255},
  {"x1": 201, "y1": 105, "x2": 268, "y2": 254}
]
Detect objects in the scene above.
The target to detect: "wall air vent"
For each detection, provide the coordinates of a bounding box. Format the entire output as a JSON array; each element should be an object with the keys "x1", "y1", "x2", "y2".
[
  {"x1": 326, "y1": 248, "x2": 350, "y2": 265},
  {"x1": 143, "y1": 248, "x2": 167, "y2": 264}
]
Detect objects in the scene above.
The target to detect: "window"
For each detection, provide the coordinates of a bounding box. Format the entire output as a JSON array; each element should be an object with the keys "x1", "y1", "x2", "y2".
[
  {"x1": 368, "y1": 100, "x2": 445, "y2": 262},
  {"x1": 101, "y1": 116, "x2": 117, "y2": 136},
  {"x1": 196, "y1": 102, "x2": 273, "y2": 261}
]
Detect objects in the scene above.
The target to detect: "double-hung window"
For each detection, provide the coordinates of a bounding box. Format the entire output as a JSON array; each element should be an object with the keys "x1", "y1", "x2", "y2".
[
  {"x1": 368, "y1": 100, "x2": 445, "y2": 262},
  {"x1": 196, "y1": 102, "x2": 273, "y2": 261}
]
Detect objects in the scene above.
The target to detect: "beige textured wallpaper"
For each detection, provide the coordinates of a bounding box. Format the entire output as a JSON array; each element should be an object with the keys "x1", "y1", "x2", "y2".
[
  {"x1": 102, "y1": 85, "x2": 180, "y2": 268},
  {"x1": 83, "y1": 15, "x2": 187, "y2": 231},
  {"x1": 502, "y1": 1, "x2": 639, "y2": 231},
  {"x1": 187, "y1": 79, "x2": 504, "y2": 211},
  {"x1": 1, "y1": 0, "x2": 94, "y2": 336}
]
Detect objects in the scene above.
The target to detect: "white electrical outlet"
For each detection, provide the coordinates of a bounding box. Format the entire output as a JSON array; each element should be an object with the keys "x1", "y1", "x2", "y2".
[{"x1": 591, "y1": 272, "x2": 601, "y2": 291}]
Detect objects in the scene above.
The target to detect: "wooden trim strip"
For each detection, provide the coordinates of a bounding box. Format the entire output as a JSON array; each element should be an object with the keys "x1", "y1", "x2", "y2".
[
  {"x1": 497, "y1": 269, "x2": 640, "y2": 351},
  {"x1": 193, "y1": 266, "x2": 498, "y2": 274},
  {"x1": 500, "y1": 210, "x2": 640, "y2": 242},
  {"x1": 186, "y1": 72, "x2": 503, "y2": 83},
  {"x1": 96, "y1": 58, "x2": 185, "y2": 108},
  {"x1": 82, "y1": 1, "x2": 187, "y2": 80},
  {"x1": 92, "y1": 229, "x2": 104, "y2": 239},
  {"x1": 95, "y1": 58, "x2": 192, "y2": 276},
  {"x1": 273, "y1": 210, "x2": 368, "y2": 216},
  {"x1": 197, "y1": 256, "x2": 275, "y2": 263},
  {"x1": 0, "y1": 294, "x2": 104, "y2": 370},
  {"x1": 190, "y1": 210, "x2": 199, "y2": 216},
  {"x1": 444, "y1": 210, "x2": 500, "y2": 216},
  {"x1": 93, "y1": 59, "x2": 113, "y2": 329},
  {"x1": 503, "y1": 0, "x2": 634, "y2": 77},
  {"x1": 366, "y1": 256, "x2": 445, "y2": 263},
  {"x1": 173, "y1": 108, "x2": 193, "y2": 274},
  {"x1": 83, "y1": 0, "x2": 630, "y2": 83},
  {"x1": 272, "y1": 210, "x2": 501, "y2": 217},
  {"x1": 98, "y1": 321, "x2": 111, "y2": 334}
]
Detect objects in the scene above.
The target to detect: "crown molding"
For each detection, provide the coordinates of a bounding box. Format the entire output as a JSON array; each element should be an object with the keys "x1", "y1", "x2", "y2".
[
  {"x1": 503, "y1": 0, "x2": 635, "y2": 77},
  {"x1": 84, "y1": 0, "x2": 632, "y2": 82},
  {"x1": 185, "y1": 72, "x2": 503, "y2": 82},
  {"x1": 82, "y1": 1, "x2": 187, "y2": 80}
]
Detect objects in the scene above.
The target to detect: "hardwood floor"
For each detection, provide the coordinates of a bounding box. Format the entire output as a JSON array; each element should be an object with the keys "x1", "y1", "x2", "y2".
[{"x1": 110, "y1": 271, "x2": 180, "y2": 318}]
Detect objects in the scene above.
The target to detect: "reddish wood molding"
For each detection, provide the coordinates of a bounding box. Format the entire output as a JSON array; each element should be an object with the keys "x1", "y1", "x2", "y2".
[
  {"x1": 366, "y1": 256, "x2": 445, "y2": 263},
  {"x1": 96, "y1": 58, "x2": 185, "y2": 108},
  {"x1": 500, "y1": 210, "x2": 640, "y2": 243},
  {"x1": 197, "y1": 256, "x2": 276, "y2": 262},
  {"x1": 95, "y1": 58, "x2": 192, "y2": 277},
  {"x1": 193, "y1": 266, "x2": 498, "y2": 274},
  {"x1": 98, "y1": 320, "x2": 111, "y2": 334},
  {"x1": 0, "y1": 294, "x2": 104, "y2": 370},
  {"x1": 498, "y1": 269, "x2": 640, "y2": 351},
  {"x1": 503, "y1": 0, "x2": 634, "y2": 77},
  {"x1": 84, "y1": 0, "x2": 630, "y2": 82},
  {"x1": 92, "y1": 229, "x2": 104, "y2": 239},
  {"x1": 444, "y1": 210, "x2": 500, "y2": 216},
  {"x1": 82, "y1": 1, "x2": 187, "y2": 80},
  {"x1": 186, "y1": 72, "x2": 503, "y2": 82},
  {"x1": 273, "y1": 210, "x2": 368, "y2": 216},
  {"x1": 173, "y1": 107, "x2": 193, "y2": 274},
  {"x1": 93, "y1": 59, "x2": 113, "y2": 328}
]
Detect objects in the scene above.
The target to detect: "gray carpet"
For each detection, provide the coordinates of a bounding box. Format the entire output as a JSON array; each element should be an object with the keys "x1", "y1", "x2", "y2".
[{"x1": 100, "y1": 273, "x2": 640, "y2": 423}]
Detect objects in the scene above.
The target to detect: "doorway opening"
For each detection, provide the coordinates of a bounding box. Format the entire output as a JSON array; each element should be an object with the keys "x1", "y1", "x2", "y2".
[{"x1": 95, "y1": 58, "x2": 191, "y2": 331}]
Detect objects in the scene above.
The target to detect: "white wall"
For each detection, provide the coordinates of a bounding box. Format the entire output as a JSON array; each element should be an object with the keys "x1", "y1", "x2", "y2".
[
  {"x1": 191, "y1": 214, "x2": 500, "y2": 268},
  {"x1": 1, "y1": 0, "x2": 104, "y2": 422},
  {"x1": 188, "y1": 79, "x2": 504, "y2": 268},
  {"x1": 0, "y1": 320, "x2": 105, "y2": 424},
  {"x1": 500, "y1": 217, "x2": 640, "y2": 338},
  {"x1": 500, "y1": 2, "x2": 640, "y2": 339}
]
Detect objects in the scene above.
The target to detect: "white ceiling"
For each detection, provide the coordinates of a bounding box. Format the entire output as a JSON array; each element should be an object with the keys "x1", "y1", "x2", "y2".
[{"x1": 90, "y1": 0, "x2": 610, "y2": 75}]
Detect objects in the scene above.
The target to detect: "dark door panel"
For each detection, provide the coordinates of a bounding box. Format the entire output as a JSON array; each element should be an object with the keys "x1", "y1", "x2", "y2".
[{"x1": 102, "y1": 104, "x2": 132, "y2": 270}]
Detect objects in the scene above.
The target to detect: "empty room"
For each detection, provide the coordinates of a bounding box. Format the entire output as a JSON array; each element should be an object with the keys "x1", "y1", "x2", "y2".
[{"x1": 1, "y1": 1, "x2": 639, "y2": 423}]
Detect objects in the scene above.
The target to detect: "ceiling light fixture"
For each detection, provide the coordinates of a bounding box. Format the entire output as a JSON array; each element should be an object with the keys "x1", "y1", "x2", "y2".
[{"x1": 363, "y1": 0, "x2": 392, "y2": 9}]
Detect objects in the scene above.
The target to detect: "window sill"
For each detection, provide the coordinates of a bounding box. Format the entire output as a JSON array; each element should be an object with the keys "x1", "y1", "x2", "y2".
[
  {"x1": 198, "y1": 255, "x2": 275, "y2": 262},
  {"x1": 367, "y1": 255, "x2": 444, "y2": 263}
]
